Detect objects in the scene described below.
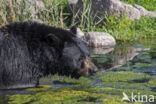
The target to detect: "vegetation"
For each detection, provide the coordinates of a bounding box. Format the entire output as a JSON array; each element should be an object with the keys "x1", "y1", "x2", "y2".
[
  {"x1": 94, "y1": 16, "x2": 156, "y2": 42},
  {"x1": 121, "y1": 0, "x2": 156, "y2": 11},
  {"x1": 0, "y1": 0, "x2": 155, "y2": 42},
  {"x1": 8, "y1": 72, "x2": 156, "y2": 104},
  {"x1": 0, "y1": 0, "x2": 68, "y2": 27}
]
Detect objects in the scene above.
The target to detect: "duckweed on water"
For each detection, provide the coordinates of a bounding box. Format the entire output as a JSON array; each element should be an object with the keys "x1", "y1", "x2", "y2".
[{"x1": 8, "y1": 72, "x2": 156, "y2": 104}]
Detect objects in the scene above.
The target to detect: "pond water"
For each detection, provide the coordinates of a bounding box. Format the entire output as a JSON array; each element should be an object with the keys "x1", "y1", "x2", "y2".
[
  {"x1": 90, "y1": 39, "x2": 156, "y2": 75},
  {"x1": 0, "y1": 39, "x2": 156, "y2": 104}
]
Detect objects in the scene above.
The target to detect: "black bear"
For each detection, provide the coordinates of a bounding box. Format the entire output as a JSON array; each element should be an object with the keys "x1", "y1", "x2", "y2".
[{"x1": 0, "y1": 21, "x2": 97, "y2": 89}]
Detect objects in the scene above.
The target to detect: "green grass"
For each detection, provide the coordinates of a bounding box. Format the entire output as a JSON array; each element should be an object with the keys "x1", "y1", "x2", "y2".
[
  {"x1": 93, "y1": 15, "x2": 156, "y2": 42},
  {"x1": 0, "y1": 0, "x2": 68, "y2": 27},
  {"x1": 121, "y1": 0, "x2": 156, "y2": 11}
]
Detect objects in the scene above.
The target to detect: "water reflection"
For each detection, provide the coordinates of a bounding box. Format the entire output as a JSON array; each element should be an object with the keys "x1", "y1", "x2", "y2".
[
  {"x1": 91, "y1": 43, "x2": 156, "y2": 75},
  {"x1": 0, "y1": 95, "x2": 9, "y2": 104}
]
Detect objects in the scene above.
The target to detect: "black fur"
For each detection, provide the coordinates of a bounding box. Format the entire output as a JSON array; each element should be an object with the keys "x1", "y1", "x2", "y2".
[{"x1": 0, "y1": 21, "x2": 96, "y2": 89}]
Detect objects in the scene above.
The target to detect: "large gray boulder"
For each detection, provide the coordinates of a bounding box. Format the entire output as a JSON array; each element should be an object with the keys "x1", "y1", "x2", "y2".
[
  {"x1": 83, "y1": 32, "x2": 116, "y2": 47},
  {"x1": 67, "y1": 0, "x2": 155, "y2": 21},
  {"x1": 73, "y1": 28, "x2": 116, "y2": 48},
  {"x1": 100, "y1": 0, "x2": 141, "y2": 20}
]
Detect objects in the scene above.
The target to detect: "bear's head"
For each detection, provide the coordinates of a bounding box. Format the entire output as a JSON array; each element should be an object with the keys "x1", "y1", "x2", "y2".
[
  {"x1": 59, "y1": 27, "x2": 98, "y2": 78},
  {"x1": 43, "y1": 25, "x2": 97, "y2": 78}
]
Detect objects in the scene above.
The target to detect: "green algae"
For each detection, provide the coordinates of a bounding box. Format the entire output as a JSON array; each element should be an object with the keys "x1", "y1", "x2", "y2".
[
  {"x1": 9, "y1": 95, "x2": 33, "y2": 104},
  {"x1": 8, "y1": 72, "x2": 156, "y2": 104},
  {"x1": 40, "y1": 74, "x2": 91, "y2": 89},
  {"x1": 8, "y1": 88, "x2": 141, "y2": 104},
  {"x1": 98, "y1": 72, "x2": 150, "y2": 82},
  {"x1": 94, "y1": 72, "x2": 156, "y2": 91},
  {"x1": 9, "y1": 89, "x2": 102, "y2": 104},
  {"x1": 26, "y1": 87, "x2": 47, "y2": 92}
]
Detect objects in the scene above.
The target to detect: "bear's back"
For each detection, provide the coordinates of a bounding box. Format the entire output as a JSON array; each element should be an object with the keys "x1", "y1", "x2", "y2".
[{"x1": 1, "y1": 20, "x2": 75, "y2": 42}]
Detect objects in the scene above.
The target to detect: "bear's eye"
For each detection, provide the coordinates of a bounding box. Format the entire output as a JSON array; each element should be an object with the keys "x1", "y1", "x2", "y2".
[{"x1": 79, "y1": 55, "x2": 85, "y2": 61}]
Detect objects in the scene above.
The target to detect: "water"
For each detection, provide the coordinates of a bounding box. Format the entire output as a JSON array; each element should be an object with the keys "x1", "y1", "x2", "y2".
[
  {"x1": 91, "y1": 40, "x2": 156, "y2": 75},
  {"x1": 0, "y1": 40, "x2": 156, "y2": 104}
]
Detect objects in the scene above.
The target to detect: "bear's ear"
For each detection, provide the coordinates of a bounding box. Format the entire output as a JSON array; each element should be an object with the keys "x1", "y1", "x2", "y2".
[
  {"x1": 45, "y1": 33, "x2": 61, "y2": 47},
  {"x1": 70, "y1": 25, "x2": 77, "y2": 35}
]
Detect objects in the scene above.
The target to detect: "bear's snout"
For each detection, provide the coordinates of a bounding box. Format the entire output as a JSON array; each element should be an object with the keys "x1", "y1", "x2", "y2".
[{"x1": 78, "y1": 59, "x2": 98, "y2": 77}]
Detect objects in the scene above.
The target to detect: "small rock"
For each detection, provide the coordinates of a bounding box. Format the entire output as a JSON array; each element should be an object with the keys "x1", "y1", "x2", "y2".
[
  {"x1": 148, "y1": 11, "x2": 156, "y2": 17},
  {"x1": 133, "y1": 4, "x2": 156, "y2": 17},
  {"x1": 83, "y1": 32, "x2": 116, "y2": 48},
  {"x1": 133, "y1": 4, "x2": 149, "y2": 16},
  {"x1": 68, "y1": 27, "x2": 84, "y2": 38},
  {"x1": 67, "y1": 0, "x2": 78, "y2": 5},
  {"x1": 76, "y1": 28, "x2": 85, "y2": 38}
]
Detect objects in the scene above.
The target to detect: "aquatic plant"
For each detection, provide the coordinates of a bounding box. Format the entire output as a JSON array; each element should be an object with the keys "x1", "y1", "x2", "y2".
[{"x1": 8, "y1": 71, "x2": 156, "y2": 104}]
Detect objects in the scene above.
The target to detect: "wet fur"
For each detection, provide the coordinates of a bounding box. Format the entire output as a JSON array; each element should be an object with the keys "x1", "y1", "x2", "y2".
[{"x1": 0, "y1": 21, "x2": 96, "y2": 89}]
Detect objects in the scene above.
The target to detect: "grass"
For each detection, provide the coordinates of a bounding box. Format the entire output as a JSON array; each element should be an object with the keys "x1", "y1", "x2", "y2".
[
  {"x1": 94, "y1": 15, "x2": 156, "y2": 42},
  {"x1": 0, "y1": 0, "x2": 155, "y2": 41},
  {"x1": 121, "y1": 0, "x2": 156, "y2": 11},
  {"x1": 0, "y1": 0, "x2": 68, "y2": 27}
]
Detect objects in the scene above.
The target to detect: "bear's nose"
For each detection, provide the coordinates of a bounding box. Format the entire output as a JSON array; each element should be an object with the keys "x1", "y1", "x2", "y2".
[
  {"x1": 94, "y1": 66, "x2": 98, "y2": 72},
  {"x1": 92, "y1": 66, "x2": 98, "y2": 73},
  {"x1": 89, "y1": 65, "x2": 98, "y2": 75}
]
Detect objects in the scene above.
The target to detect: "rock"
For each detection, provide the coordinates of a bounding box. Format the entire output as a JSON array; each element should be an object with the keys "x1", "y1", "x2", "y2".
[
  {"x1": 72, "y1": 28, "x2": 116, "y2": 48},
  {"x1": 91, "y1": 48, "x2": 114, "y2": 54},
  {"x1": 67, "y1": 0, "x2": 79, "y2": 6},
  {"x1": 68, "y1": 0, "x2": 155, "y2": 21},
  {"x1": 107, "y1": 0, "x2": 141, "y2": 20},
  {"x1": 147, "y1": 11, "x2": 156, "y2": 17},
  {"x1": 133, "y1": 4, "x2": 148, "y2": 16},
  {"x1": 123, "y1": 3, "x2": 141, "y2": 20},
  {"x1": 133, "y1": 4, "x2": 156, "y2": 17},
  {"x1": 83, "y1": 32, "x2": 116, "y2": 48},
  {"x1": 67, "y1": 27, "x2": 84, "y2": 38},
  {"x1": 76, "y1": 28, "x2": 85, "y2": 38}
]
